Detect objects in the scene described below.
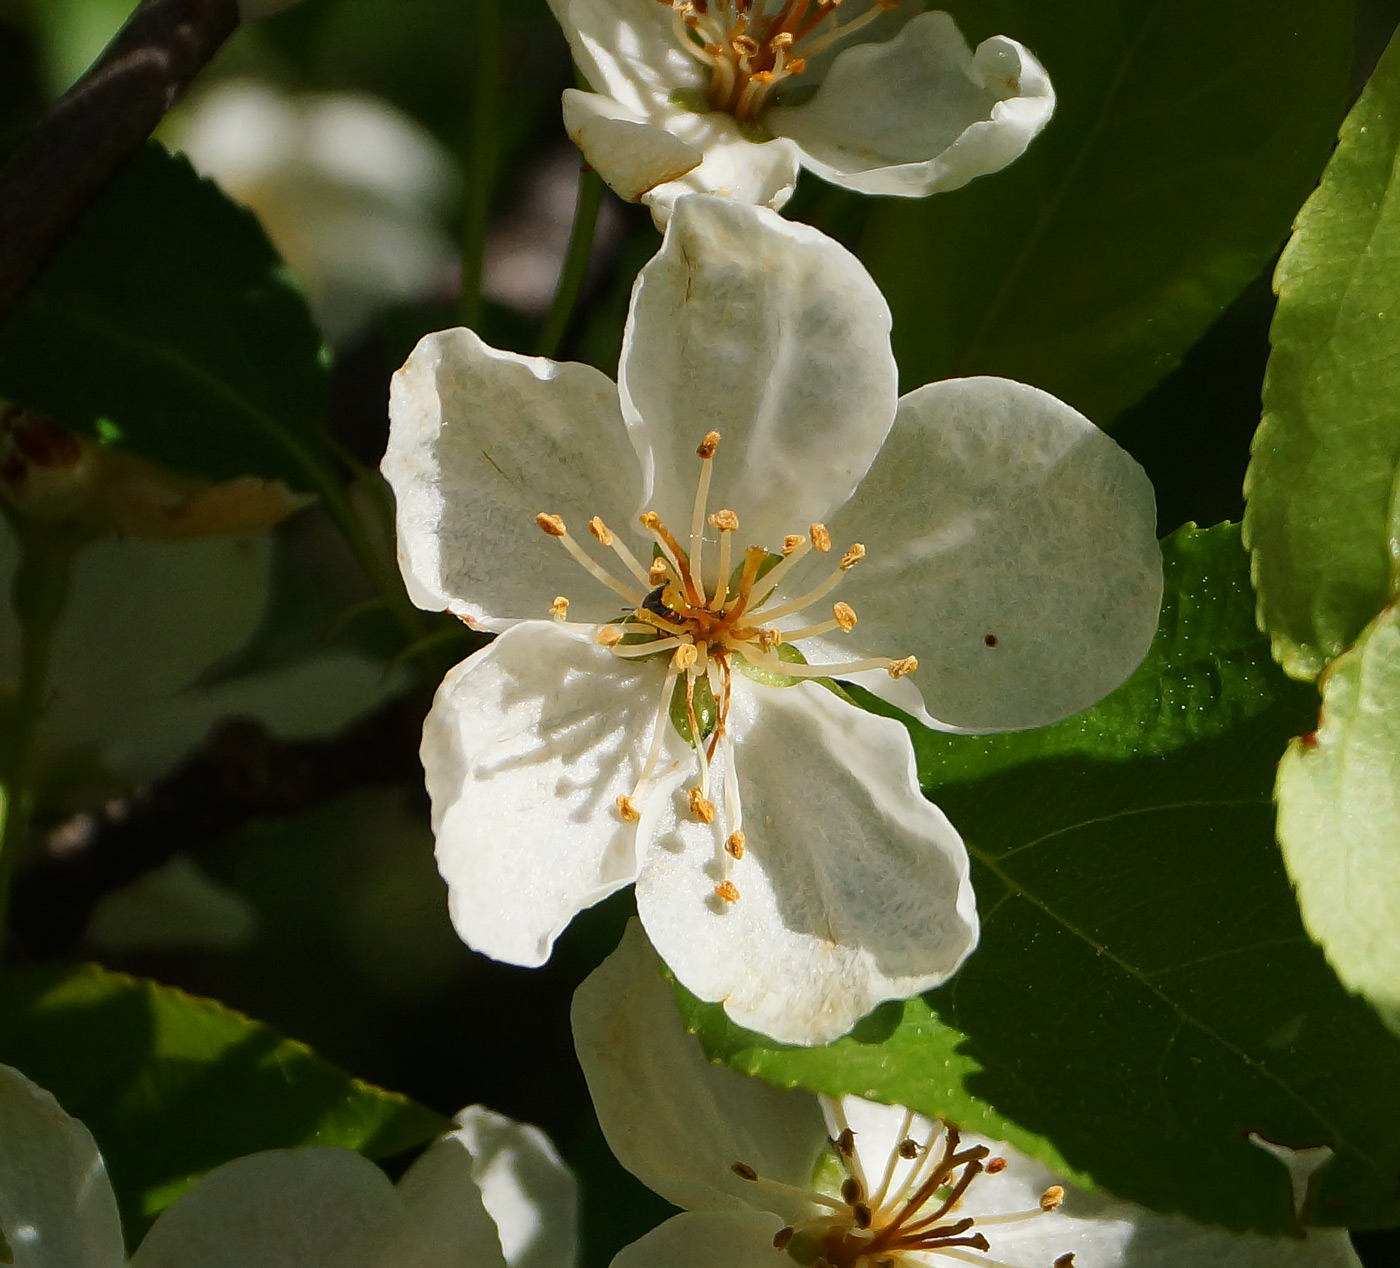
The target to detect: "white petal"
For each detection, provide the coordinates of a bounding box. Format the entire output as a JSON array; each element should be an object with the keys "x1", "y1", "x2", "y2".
[
  {"x1": 383, "y1": 328, "x2": 644, "y2": 628},
  {"x1": 0, "y1": 1064, "x2": 124, "y2": 1268},
  {"x1": 636, "y1": 680, "x2": 977, "y2": 1045},
  {"x1": 824, "y1": 377, "x2": 1162, "y2": 731},
  {"x1": 561, "y1": 89, "x2": 702, "y2": 204},
  {"x1": 424, "y1": 621, "x2": 687, "y2": 967},
  {"x1": 372, "y1": 1134, "x2": 504, "y2": 1268},
  {"x1": 427, "y1": 1106, "x2": 579, "y2": 1268},
  {"x1": 610, "y1": 1211, "x2": 787, "y2": 1268},
  {"x1": 1112, "y1": 1217, "x2": 1360, "y2": 1268},
  {"x1": 619, "y1": 195, "x2": 897, "y2": 551},
  {"x1": 642, "y1": 125, "x2": 802, "y2": 226},
  {"x1": 548, "y1": 0, "x2": 701, "y2": 118},
  {"x1": 769, "y1": 14, "x2": 1055, "y2": 197},
  {"x1": 573, "y1": 922, "x2": 829, "y2": 1213},
  {"x1": 131, "y1": 1148, "x2": 401, "y2": 1268}
]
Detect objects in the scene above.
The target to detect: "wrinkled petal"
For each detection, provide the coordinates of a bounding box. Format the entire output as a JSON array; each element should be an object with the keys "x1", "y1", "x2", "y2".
[
  {"x1": 562, "y1": 89, "x2": 702, "y2": 203},
  {"x1": 424, "y1": 621, "x2": 687, "y2": 967},
  {"x1": 573, "y1": 922, "x2": 829, "y2": 1213},
  {"x1": 620, "y1": 195, "x2": 897, "y2": 551},
  {"x1": 824, "y1": 377, "x2": 1161, "y2": 731},
  {"x1": 131, "y1": 1149, "x2": 401, "y2": 1268},
  {"x1": 548, "y1": 0, "x2": 701, "y2": 116},
  {"x1": 642, "y1": 125, "x2": 802, "y2": 226},
  {"x1": 432, "y1": 1106, "x2": 580, "y2": 1268},
  {"x1": 636, "y1": 680, "x2": 977, "y2": 1045},
  {"x1": 611, "y1": 1211, "x2": 787, "y2": 1268},
  {"x1": 770, "y1": 14, "x2": 1054, "y2": 196},
  {"x1": 383, "y1": 328, "x2": 644, "y2": 628},
  {"x1": 0, "y1": 1064, "x2": 124, "y2": 1268}
]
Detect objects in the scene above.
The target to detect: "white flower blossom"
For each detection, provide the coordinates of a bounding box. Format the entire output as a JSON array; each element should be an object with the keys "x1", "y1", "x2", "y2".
[
  {"x1": 546, "y1": 0, "x2": 1054, "y2": 222},
  {"x1": 0, "y1": 1061, "x2": 577, "y2": 1268},
  {"x1": 382, "y1": 194, "x2": 1161, "y2": 1046},
  {"x1": 573, "y1": 923, "x2": 1364, "y2": 1268}
]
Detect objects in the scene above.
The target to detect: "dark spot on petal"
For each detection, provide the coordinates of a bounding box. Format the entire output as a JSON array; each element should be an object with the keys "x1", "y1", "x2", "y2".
[{"x1": 984, "y1": 634, "x2": 998, "y2": 648}]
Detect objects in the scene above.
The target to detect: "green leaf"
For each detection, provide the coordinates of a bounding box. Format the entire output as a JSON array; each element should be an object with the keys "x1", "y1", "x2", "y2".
[
  {"x1": 1276, "y1": 601, "x2": 1400, "y2": 1036},
  {"x1": 0, "y1": 142, "x2": 333, "y2": 491},
  {"x1": 861, "y1": 0, "x2": 1353, "y2": 423},
  {"x1": 0, "y1": 963, "x2": 446, "y2": 1242},
  {"x1": 1245, "y1": 30, "x2": 1400, "y2": 680},
  {"x1": 683, "y1": 525, "x2": 1400, "y2": 1234}
]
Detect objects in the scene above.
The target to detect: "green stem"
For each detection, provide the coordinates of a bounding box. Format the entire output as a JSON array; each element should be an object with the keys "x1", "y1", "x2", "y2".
[
  {"x1": 459, "y1": 0, "x2": 503, "y2": 330},
  {"x1": 536, "y1": 164, "x2": 604, "y2": 360},
  {"x1": 0, "y1": 523, "x2": 81, "y2": 961}
]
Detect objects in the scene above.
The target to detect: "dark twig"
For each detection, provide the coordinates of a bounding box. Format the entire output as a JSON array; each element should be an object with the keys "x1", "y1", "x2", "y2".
[{"x1": 0, "y1": 0, "x2": 241, "y2": 322}]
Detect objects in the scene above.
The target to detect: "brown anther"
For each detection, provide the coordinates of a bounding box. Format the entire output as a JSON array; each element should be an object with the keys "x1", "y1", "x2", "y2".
[
  {"x1": 786, "y1": 56, "x2": 807, "y2": 72},
  {"x1": 708, "y1": 508, "x2": 739, "y2": 532},
  {"x1": 839, "y1": 543, "x2": 865, "y2": 570},
  {"x1": 616, "y1": 794, "x2": 641, "y2": 824},
  {"x1": 781, "y1": 534, "x2": 805, "y2": 555},
  {"x1": 852, "y1": 1201, "x2": 872, "y2": 1229},
  {"x1": 535, "y1": 512, "x2": 566, "y2": 537},
  {"x1": 833, "y1": 601, "x2": 857, "y2": 632},
  {"x1": 549, "y1": 596, "x2": 570, "y2": 619},
  {"x1": 1054, "y1": 1256, "x2": 1076, "y2": 1268},
  {"x1": 840, "y1": 1177, "x2": 863, "y2": 1206},
  {"x1": 810, "y1": 522, "x2": 832, "y2": 552},
  {"x1": 673, "y1": 643, "x2": 699, "y2": 671},
  {"x1": 757, "y1": 628, "x2": 783, "y2": 651},
  {"x1": 689, "y1": 787, "x2": 717, "y2": 824},
  {"x1": 985, "y1": 1156, "x2": 1008, "y2": 1174},
  {"x1": 595, "y1": 625, "x2": 624, "y2": 647},
  {"x1": 835, "y1": 1128, "x2": 856, "y2": 1157},
  {"x1": 731, "y1": 1162, "x2": 758, "y2": 1181},
  {"x1": 715, "y1": 880, "x2": 741, "y2": 903},
  {"x1": 1040, "y1": 1185, "x2": 1066, "y2": 1212},
  {"x1": 649, "y1": 558, "x2": 671, "y2": 584},
  {"x1": 773, "y1": 1228, "x2": 795, "y2": 1252},
  {"x1": 898, "y1": 1138, "x2": 919, "y2": 1159},
  {"x1": 725, "y1": 831, "x2": 746, "y2": 859},
  {"x1": 697, "y1": 430, "x2": 721, "y2": 459},
  {"x1": 588, "y1": 515, "x2": 613, "y2": 545},
  {"x1": 887, "y1": 655, "x2": 918, "y2": 679}
]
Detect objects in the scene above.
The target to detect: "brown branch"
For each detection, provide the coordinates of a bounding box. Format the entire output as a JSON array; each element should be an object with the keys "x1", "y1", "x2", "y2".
[{"x1": 0, "y1": 0, "x2": 241, "y2": 322}]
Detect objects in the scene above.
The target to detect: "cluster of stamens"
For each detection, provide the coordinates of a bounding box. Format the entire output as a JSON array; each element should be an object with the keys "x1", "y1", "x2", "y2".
[
  {"x1": 732, "y1": 1105, "x2": 1074, "y2": 1268},
  {"x1": 658, "y1": 0, "x2": 899, "y2": 122},
  {"x1": 536, "y1": 430, "x2": 915, "y2": 907}
]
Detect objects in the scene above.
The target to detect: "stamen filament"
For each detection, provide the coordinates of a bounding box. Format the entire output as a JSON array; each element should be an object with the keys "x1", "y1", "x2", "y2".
[
  {"x1": 541, "y1": 518, "x2": 644, "y2": 605},
  {"x1": 691, "y1": 431, "x2": 720, "y2": 588},
  {"x1": 751, "y1": 549, "x2": 861, "y2": 622},
  {"x1": 746, "y1": 533, "x2": 809, "y2": 600},
  {"x1": 871, "y1": 1108, "x2": 917, "y2": 1209},
  {"x1": 732, "y1": 647, "x2": 900, "y2": 679},
  {"x1": 608, "y1": 636, "x2": 685, "y2": 658}
]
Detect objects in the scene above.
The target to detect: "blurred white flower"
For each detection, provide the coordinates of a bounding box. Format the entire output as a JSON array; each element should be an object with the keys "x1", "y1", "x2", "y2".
[
  {"x1": 548, "y1": 0, "x2": 1053, "y2": 223},
  {"x1": 175, "y1": 81, "x2": 458, "y2": 343},
  {"x1": 0, "y1": 1061, "x2": 579, "y2": 1268},
  {"x1": 573, "y1": 923, "x2": 1364, "y2": 1268},
  {"x1": 382, "y1": 194, "x2": 1161, "y2": 1045}
]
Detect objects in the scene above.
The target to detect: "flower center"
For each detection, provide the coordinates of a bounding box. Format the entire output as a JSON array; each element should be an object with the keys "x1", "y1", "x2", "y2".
[
  {"x1": 535, "y1": 430, "x2": 915, "y2": 905},
  {"x1": 659, "y1": 0, "x2": 899, "y2": 122},
  {"x1": 732, "y1": 1104, "x2": 1075, "y2": 1268}
]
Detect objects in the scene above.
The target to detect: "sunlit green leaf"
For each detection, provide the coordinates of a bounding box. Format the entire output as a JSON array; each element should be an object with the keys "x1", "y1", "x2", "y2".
[
  {"x1": 0, "y1": 963, "x2": 446, "y2": 1242},
  {"x1": 1245, "y1": 29, "x2": 1400, "y2": 679},
  {"x1": 862, "y1": 0, "x2": 1353, "y2": 423},
  {"x1": 683, "y1": 525, "x2": 1400, "y2": 1234}
]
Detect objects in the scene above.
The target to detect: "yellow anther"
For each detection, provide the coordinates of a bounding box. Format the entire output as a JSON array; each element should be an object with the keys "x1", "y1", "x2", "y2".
[
  {"x1": 696, "y1": 430, "x2": 721, "y2": 459},
  {"x1": 772, "y1": 30, "x2": 794, "y2": 48},
  {"x1": 588, "y1": 515, "x2": 613, "y2": 545},
  {"x1": 986, "y1": 1157, "x2": 1008, "y2": 1174},
  {"x1": 639, "y1": 510, "x2": 662, "y2": 530},
  {"x1": 535, "y1": 512, "x2": 566, "y2": 537},
  {"x1": 1040, "y1": 1186, "x2": 1066, "y2": 1213},
  {"x1": 725, "y1": 831, "x2": 746, "y2": 859},
  {"x1": 595, "y1": 625, "x2": 624, "y2": 647},
  {"x1": 839, "y1": 543, "x2": 866, "y2": 571},
  {"x1": 689, "y1": 787, "x2": 716, "y2": 824},
  {"x1": 786, "y1": 56, "x2": 806, "y2": 73},
  {"x1": 550, "y1": 595, "x2": 569, "y2": 620},
  {"x1": 708, "y1": 508, "x2": 739, "y2": 532},
  {"x1": 887, "y1": 655, "x2": 918, "y2": 679},
  {"x1": 833, "y1": 601, "x2": 857, "y2": 632},
  {"x1": 733, "y1": 34, "x2": 758, "y2": 56},
  {"x1": 648, "y1": 557, "x2": 670, "y2": 584},
  {"x1": 781, "y1": 534, "x2": 805, "y2": 555},
  {"x1": 672, "y1": 643, "x2": 699, "y2": 671},
  {"x1": 616, "y1": 794, "x2": 641, "y2": 824},
  {"x1": 757, "y1": 628, "x2": 783, "y2": 651},
  {"x1": 715, "y1": 880, "x2": 740, "y2": 903},
  {"x1": 810, "y1": 523, "x2": 831, "y2": 552}
]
